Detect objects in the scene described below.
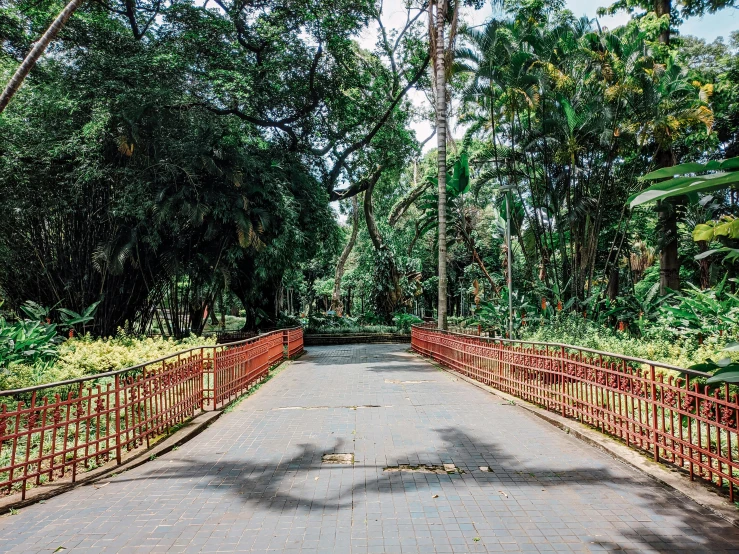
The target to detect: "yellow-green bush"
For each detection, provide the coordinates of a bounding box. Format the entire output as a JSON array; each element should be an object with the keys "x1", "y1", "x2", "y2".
[
  {"x1": 0, "y1": 333, "x2": 215, "y2": 390},
  {"x1": 519, "y1": 313, "x2": 733, "y2": 371}
]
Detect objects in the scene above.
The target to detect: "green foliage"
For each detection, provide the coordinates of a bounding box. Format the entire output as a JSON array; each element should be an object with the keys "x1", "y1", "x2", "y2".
[
  {"x1": 661, "y1": 274, "x2": 739, "y2": 337},
  {"x1": 0, "y1": 0, "x2": 424, "y2": 335},
  {"x1": 0, "y1": 333, "x2": 215, "y2": 391},
  {"x1": 630, "y1": 156, "x2": 739, "y2": 208},
  {"x1": 603, "y1": 283, "x2": 673, "y2": 336},
  {"x1": 393, "y1": 313, "x2": 422, "y2": 334},
  {"x1": 688, "y1": 352, "x2": 739, "y2": 385},
  {"x1": 0, "y1": 317, "x2": 61, "y2": 370},
  {"x1": 3, "y1": 0, "x2": 739, "y2": 377},
  {"x1": 467, "y1": 288, "x2": 534, "y2": 336},
  {"x1": 520, "y1": 312, "x2": 729, "y2": 370},
  {"x1": 304, "y1": 313, "x2": 395, "y2": 335},
  {"x1": 56, "y1": 301, "x2": 100, "y2": 334}
]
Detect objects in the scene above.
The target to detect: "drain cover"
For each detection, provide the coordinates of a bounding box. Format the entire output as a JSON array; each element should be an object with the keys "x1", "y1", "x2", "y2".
[
  {"x1": 383, "y1": 464, "x2": 463, "y2": 474},
  {"x1": 322, "y1": 453, "x2": 355, "y2": 465}
]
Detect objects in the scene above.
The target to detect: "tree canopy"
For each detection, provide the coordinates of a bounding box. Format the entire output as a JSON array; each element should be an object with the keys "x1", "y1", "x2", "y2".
[{"x1": 2, "y1": 0, "x2": 739, "y2": 361}]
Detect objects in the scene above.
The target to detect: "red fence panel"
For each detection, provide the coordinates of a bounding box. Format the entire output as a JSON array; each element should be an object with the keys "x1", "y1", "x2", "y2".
[
  {"x1": 0, "y1": 327, "x2": 303, "y2": 498},
  {"x1": 212, "y1": 330, "x2": 284, "y2": 409},
  {"x1": 412, "y1": 324, "x2": 739, "y2": 502},
  {"x1": 284, "y1": 327, "x2": 304, "y2": 358}
]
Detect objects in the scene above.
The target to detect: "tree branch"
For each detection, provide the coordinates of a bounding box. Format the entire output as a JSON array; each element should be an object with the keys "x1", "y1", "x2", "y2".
[
  {"x1": 326, "y1": 54, "x2": 430, "y2": 193},
  {"x1": 174, "y1": 103, "x2": 300, "y2": 150},
  {"x1": 0, "y1": 0, "x2": 84, "y2": 115},
  {"x1": 329, "y1": 164, "x2": 384, "y2": 202}
]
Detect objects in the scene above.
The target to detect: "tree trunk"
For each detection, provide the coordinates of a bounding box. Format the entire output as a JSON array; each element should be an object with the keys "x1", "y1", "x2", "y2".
[
  {"x1": 433, "y1": 0, "x2": 448, "y2": 330},
  {"x1": 0, "y1": 0, "x2": 84, "y2": 114},
  {"x1": 659, "y1": 218, "x2": 679, "y2": 294},
  {"x1": 653, "y1": 3, "x2": 678, "y2": 295},
  {"x1": 364, "y1": 177, "x2": 384, "y2": 252},
  {"x1": 698, "y1": 240, "x2": 711, "y2": 289},
  {"x1": 331, "y1": 195, "x2": 360, "y2": 313},
  {"x1": 655, "y1": 0, "x2": 671, "y2": 44},
  {"x1": 656, "y1": 147, "x2": 679, "y2": 295},
  {"x1": 607, "y1": 267, "x2": 620, "y2": 302}
]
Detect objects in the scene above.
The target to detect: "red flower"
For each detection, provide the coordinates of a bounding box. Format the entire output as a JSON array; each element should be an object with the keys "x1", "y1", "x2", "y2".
[{"x1": 68, "y1": 329, "x2": 75, "y2": 338}]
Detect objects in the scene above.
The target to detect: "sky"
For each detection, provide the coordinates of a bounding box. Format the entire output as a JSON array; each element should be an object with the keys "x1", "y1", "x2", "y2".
[
  {"x1": 331, "y1": 1, "x2": 738, "y2": 211},
  {"x1": 566, "y1": 0, "x2": 739, "y2": 40},
  {"x1": 469, "y1": 1, "x2": 739, "y2": 42},
  {"x1": 359, "y1": 0, "x2": 739, "y2": 148}
]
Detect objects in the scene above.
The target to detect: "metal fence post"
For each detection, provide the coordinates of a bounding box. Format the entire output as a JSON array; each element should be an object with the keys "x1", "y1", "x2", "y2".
[
  {"x1": 650, "y1": 364, "x2": 659, "y2": 462},
  {"x1": 114, "y1": 374, "x2": 122, "y2": 465}
]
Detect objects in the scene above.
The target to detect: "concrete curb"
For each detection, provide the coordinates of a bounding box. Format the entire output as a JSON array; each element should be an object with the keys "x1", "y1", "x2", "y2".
[{"x1": 415, "y1": 352, "x2": 739, "y2": 529}]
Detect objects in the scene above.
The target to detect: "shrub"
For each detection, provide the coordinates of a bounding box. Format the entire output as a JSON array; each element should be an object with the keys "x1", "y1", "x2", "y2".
[
  {"x1": 393, "y1": 313, "x2": 422, "y2": 334},
  {"x1": 519, "y1": 313, "x2": 731, "y2": 370},
  {"x1": 0, "y1": 332, "x2": 215, "y2": 391},
  {"x1": 0, "y1": 318, "x2": 62, "y2": 369}
]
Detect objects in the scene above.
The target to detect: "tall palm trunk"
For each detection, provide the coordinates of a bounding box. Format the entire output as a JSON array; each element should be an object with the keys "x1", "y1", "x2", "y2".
[
  {"x1": 331, "y1": 195, "x2": 360, "y2": 314},
  {"x1": 654, "y1": 0, "x2": 680, "y2": 295},
  {"x1": 658, "y1": 201, "x2": 680, "y2": 294},
  {"x1": 0, "y1": 0, "x2": 84, "y2": 114},
  {"x1": 433, "y1": 0, "x2": 448, "y2": 330}
]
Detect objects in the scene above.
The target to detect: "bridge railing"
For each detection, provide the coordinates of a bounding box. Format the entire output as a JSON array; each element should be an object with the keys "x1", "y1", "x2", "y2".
[
  {"x1": 412, "y1": 324, "x2": 739, "y2": 502},
  {"x1": 0, "y1": 327, "x2": 304, "y2": 499}
]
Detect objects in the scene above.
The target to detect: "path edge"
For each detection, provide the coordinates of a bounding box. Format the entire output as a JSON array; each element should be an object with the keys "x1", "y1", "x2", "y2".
[
  {"x1": 413, "y1": 351, "x2": 739, "y2": 529},
  {"x1": 0, "y1": 359, "x2": 294, "y2": 515}
]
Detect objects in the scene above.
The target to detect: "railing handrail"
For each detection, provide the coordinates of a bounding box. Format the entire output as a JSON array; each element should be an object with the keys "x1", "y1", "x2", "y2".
[
  {"x1": 411, "y1": 324, "x2": 739, "y2": 502},
  {"x1": 413, "y1": 324, "x2": 711, "y2": 378},
  {"x1": 0, "y1": 327, "x2": 303, "y2": 397}
]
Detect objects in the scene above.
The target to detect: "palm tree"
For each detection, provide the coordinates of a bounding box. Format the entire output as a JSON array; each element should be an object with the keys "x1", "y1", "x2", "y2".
[
  {"x1": 623, "y1": 57, "x2": 714, "y2": 293},
  {"x1": 0, "y1": 0, "x2": 84, "y2": 114},
  {"x1": 429, "y1": 0, "x2": 453, "y2": 329}
]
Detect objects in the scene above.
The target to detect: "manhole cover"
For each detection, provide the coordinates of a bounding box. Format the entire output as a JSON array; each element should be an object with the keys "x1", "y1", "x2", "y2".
[
  {"x1": 322, "y1": 453, "x2": 355, "y2": 465},
  {"x1": 383, "y1": 464, "x2": 463, "y2": 474},
  {"x1": 385, "y1": 379, "x2": 433, "y2": 384}
]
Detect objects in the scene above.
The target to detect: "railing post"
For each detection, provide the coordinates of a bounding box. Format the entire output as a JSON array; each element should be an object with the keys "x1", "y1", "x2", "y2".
[
  {"x1": 560, "y1": 346, "x2": 566, "y2": 418},
  {"x1": 114, "y1": 374, "x2": 122, "y2": 466},
  {"x1": 200, "y1": 347, "x2": 206, "y2": 412},
  {"x1": 212, "y1": 347, "x2": 218, "y2": 411},
  {"x1": 650, "y1": 364, "x2": 659, "y2": 462}
]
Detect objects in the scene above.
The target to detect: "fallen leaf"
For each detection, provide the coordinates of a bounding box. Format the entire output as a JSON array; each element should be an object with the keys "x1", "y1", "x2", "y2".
[
  {"x1": 432, "y1": 494, "x2": 439, "y2": 498},
  {"x1": 498, "y1": 490, "x2": 508, "y2": 498}
]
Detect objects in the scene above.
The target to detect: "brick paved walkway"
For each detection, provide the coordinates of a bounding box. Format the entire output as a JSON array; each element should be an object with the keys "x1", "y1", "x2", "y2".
[{"x1": 1, "y1": 344, "x2": 738, "y2": 553}]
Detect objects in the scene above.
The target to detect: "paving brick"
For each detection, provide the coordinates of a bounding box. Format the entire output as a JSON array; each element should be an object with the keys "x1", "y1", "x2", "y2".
[{"x1": 0, "y1": 344, "x2": 738, "y2": 552}]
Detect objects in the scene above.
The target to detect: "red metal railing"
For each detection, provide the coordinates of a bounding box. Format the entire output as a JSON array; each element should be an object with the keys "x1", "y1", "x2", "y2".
[
  {"x1": 412, "y1": 325, "x2": 739, "y2": 501},
  {"x1": 0, "y1": 327, "x2": 303, "y2": 498},
  {"x1": 284, "y1": 327, "x2": 304, "y2": 359}
]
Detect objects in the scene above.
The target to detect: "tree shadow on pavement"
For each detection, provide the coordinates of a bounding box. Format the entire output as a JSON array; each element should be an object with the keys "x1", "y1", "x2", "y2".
[{"x1": 111, "y1": 426, "x2": 739, "y2": 553}]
